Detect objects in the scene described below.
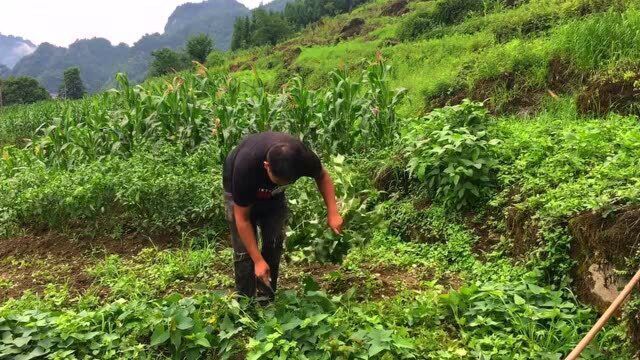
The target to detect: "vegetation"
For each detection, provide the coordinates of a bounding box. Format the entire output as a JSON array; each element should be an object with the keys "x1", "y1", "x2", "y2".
[
  {"x1": 231, "y1": 10, "x2": 294, "y2": 50},
  {"x1": 58, "y1": 67, "x2": 86, "y2": 100},
  {"x1": 1, "y1": 0, "x2": 640, "y2": 358},
  {"x1": 283, "y1": 0, "x2": 368, "y2": 28},
  {"x1": 149, "y1": 48, "x2": 191, "y2": 77},
  {"x1": 231, "y1": 0, "x2": 369, "y2": 50},
  {"x1": 0, "y1": 76, "x2": 50, "y2": 106},
  {"x1": 5, "y1": 0, "x2": 252, "y2": 93},
  {"x1": 150, "y1": 34, "x2": 218, "y2": 77},
  {"x1": 186, "y1": 34, "x2": 216, "y2": 64}
]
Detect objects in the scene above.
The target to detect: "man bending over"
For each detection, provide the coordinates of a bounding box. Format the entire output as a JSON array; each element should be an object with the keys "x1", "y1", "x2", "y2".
[{"x1": 223, "y1": 132, "x2": 343, "y2": 299}]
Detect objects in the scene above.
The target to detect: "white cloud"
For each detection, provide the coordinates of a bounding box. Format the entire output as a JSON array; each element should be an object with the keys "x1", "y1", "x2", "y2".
[
  {"x1": 0, "y1": 0, "x2": 266, "y2": 48},
  {"x1": 12, "y1": 43, "x2": 36, "y2": 57}
]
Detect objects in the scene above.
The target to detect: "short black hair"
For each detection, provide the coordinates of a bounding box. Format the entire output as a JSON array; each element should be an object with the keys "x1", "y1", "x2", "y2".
[{"x1": 266, "y1": 143, "x2": 304, "y2": 182}]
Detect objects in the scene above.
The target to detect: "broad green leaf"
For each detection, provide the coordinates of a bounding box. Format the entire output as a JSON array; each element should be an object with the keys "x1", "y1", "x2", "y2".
[{"x1": 150, "y1": 325, "x2": 170, "y2": 346}]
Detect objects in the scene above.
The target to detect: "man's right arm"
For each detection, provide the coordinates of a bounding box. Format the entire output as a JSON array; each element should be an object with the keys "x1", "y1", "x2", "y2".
[{"x1": 233, "y1": 204, "x2": 270, "y2": 284}]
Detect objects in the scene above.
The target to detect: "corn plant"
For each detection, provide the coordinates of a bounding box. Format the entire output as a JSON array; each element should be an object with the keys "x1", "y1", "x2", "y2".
[
  {"x1": 12, "y1": 56, "x2": 406, "y2": 170},
  {"x1": 362, "y1": 53, "x2": 407, "y2": 148}
]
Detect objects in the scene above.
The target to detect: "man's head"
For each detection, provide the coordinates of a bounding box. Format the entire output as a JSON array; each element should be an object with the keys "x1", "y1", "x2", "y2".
[{"x1": 264, "y1": 143, "x2": 304, "y2": 185}]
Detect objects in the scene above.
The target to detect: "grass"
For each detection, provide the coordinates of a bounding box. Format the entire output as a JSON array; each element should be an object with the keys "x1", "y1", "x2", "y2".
[
  {"x1": 386, "y1": 32, "x2": 494, "y2": 115},
  {"x1": 552, "y1": 9, "x2": 640, "y2": 70}
]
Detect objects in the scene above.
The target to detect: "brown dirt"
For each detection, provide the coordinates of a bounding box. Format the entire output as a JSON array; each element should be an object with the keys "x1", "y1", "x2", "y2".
[
  {"x1": 428, "y1": 72, "x2": 544, "y2": 115},
  {"x1": 464, "y1": 210, "x2": 502, "y2": 258},
  {"x1": 0, "y1": 232, "x2": 174, "y2": 259},
  {"x1": 547, "y1": 57, "x2": 582, "y2": 93},
  {"x1": 576, "y1": 72, "x2": 640, "y2": 116},
  {"x1": 373, "y1": 163, "x2": 410, "y2": 194},
  {"x1": 281, "y1": 262, "x2": 439, "y2": 300},
  {"x1": 505, "y1": 206, "x2": 541, "y2": 258},
  {"x1": 0, "y1": 232, "x2": 176, "y2": 301},
  {"x1": 429, "y1": 57, "x2": 582, "y2": 115},
  {"x1": 339, "y1": 18, "x2": 365, "y2": 40},
  {"x1": 229, "y1": 56, "x2": 258, "y2": 73},
  {"x1": 381, "y1": 0, "x2": 409, "y2": 16},
  {"x1": 335, "y1": 263, "x2": 439, "y2": 300},
  {"x1": 428, "y1": 87, "x2": 468, "y2": 111},
  {"x1": 280, "y1": 262, "x2": 340, "y2": 290},
  {"x1": 569, "y1": 207, "x2": 640, "y2": 353},
  {"x1": 282, "y1": 47, "x2": 302, "y2": 67},
  {"x1": 569, "y1": 207, "x2": 640, "y2": 267},
  {"x1": 367, "y1": 264, "x2": 431, "y2": 299},
  {"x1": 568, "y1": 207, "x2": 640, "y2": 312}
]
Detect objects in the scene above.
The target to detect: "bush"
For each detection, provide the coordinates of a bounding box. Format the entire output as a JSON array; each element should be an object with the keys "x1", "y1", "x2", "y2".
[
  {"x1": 0, "y1": 77, "x2": 50, "y2": 106},
  {"x1": 432, "y1": 0, "x2": 485, "y2": 25},
  {"x1": 397, "y1": 0, "x2": 488, "y2": 41},
  {"x1": 206, "y1": 50, "x2": 226, "y2": 68},
  {"x1": 440, "y1": 279, "x2": 604, "y2": 358},
  {"x1": 397, "y1": 11, "x2": 437, "y2": 41},
  {"x1": 405, "y1": 100, "x2": 499, "y2": 209}
]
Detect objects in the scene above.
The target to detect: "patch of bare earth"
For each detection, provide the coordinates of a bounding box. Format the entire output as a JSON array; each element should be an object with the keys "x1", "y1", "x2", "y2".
[
  {"x1": 339, "y1": 18, "x2": 365, "y2": 40},
  {"x1": 568, "y1": 207, "x2": 640, "y2": 351},
  {"x1": 381, "y1": 0, "x2": 409, "y2": 16},
  {"x1": 0, "y1": 232, "x2": 175, "y2": 302},
  {"x1": 281, "y1": 261, "x2": 459, "y2": 301},
  {"x1": 464, "y1": 210, "x2": 502, "y2": 259},
  {"x1": 577, "y1": 71, "x2": 640, "y2": 116},
  {"x1": 429, "y1": 57, "x2": 580, "y2": 116}
]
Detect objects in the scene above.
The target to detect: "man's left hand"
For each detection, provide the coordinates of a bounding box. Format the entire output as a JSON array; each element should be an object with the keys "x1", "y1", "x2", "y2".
[{"x1": 327, "y1": 212, "x2": 343, "y2": 234}]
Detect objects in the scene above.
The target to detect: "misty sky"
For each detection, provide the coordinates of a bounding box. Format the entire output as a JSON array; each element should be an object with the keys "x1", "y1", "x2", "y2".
[{"x1": 0, "y1": 0, "x2": 266, "y2": 47}]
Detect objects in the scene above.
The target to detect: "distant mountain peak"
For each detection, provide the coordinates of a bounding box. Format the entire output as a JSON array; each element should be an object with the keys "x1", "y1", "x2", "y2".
[
  {"x1": 164, "y1": 0, "x2": 250, "y2": 34},
  {"x1": 0, "y1": 34, "x2": 37, "y2": 68},
  {"x1": 8, "y1": 0, "x2": 253, "y2": 93}
]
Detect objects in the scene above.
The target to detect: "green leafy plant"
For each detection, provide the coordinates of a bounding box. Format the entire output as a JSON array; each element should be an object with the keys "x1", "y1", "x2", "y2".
[
  {"x1": 439, "y1": 278, "x2": 631, "y2": 358},
  {"x1": 405, "y1": 100, "x2": 499, "y2": 209}
]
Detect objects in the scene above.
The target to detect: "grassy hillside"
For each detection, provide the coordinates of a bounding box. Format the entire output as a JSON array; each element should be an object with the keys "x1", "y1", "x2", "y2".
[{"x1": 1, "y1": 0, "x2": 640, "y2": 358}]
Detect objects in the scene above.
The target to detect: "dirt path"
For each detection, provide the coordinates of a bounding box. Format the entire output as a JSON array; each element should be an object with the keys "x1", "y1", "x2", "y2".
[{"x1": 0, "y1": 232, "x2": 175, "y2": 302}]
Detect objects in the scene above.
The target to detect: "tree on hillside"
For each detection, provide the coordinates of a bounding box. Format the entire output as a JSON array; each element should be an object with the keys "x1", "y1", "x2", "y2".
[
  {"x1": 149, "y1": 48, "x2": 190, "y2": 77},
  {"x1": 252, "y1": 10, "x2": 293, "y2": 46},
  {"x1": 231, "y1": 10, "x2": 292, "y2": 50},
  {"x1": 283, "y1": 0, "x2": 366, "y2": 29},
  {"x1": 231, "y1": 0, "x2": 366, "y2": 51},
  {"x1": 186, "y1": 34, "x2": 215, "y2": 64},
  {"x1": 59, "y1": 67, "x2": 86, "y2": 100},
  {"x1": 231, "y1": 17, "x2": 244, "y2": 51},
  {"x1": 231, "y1": 16, "x2": 253, "y2": 51},
  {"x1": 0, "y1": 76, "x2": 50, "y2": 106}
]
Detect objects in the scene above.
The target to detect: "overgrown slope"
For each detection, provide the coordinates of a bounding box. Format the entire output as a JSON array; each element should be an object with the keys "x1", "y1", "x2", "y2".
[{"x1": 1, "y1": 0, "x2": 639, "y2": 358}]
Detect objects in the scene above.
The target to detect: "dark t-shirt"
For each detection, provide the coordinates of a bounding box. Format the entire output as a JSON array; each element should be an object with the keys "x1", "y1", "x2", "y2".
[{"x1": 223, "y1": 132, "x2": 323, "y2": 207}]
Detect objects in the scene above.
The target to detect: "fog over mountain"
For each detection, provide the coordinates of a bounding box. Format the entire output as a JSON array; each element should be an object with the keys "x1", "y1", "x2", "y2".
[{"x1": 0, "y1": 34, "x2": 37, "y2": 69}]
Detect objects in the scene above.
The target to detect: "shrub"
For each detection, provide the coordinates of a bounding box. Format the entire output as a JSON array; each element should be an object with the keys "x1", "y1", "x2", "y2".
[
  {"x1": 440, "y1": 279, "x2": 602, "y2": 358},
  {"x1": 206, "y1": 50, "x2": 226, "y2": 68},
  {"x1": 397, "y1": 0, "x2": 487, "y2": 41},
  {"x1": 405, "y1": 100, "x2": 499, "y2": 209},
  {"x1": 397, "y1": 11, "x2": 437, "y2": 41},
  {"x1": 432, "y1": 0, "x2": 486, "y2": 26},
  {"x1": 0, "y1": 76, "x2": 50, "y2": 106}
]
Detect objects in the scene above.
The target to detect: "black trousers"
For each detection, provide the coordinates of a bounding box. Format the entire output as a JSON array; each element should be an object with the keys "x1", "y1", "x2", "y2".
[{"x1": 224, "y1": 193, "x2": 288, "y2": 299}]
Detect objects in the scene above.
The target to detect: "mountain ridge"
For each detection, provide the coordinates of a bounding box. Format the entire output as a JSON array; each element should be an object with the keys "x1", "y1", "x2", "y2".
[
  {"x1": 0, "y1": 34, "x2": 37, "y2": 69},
  {"x1": 5, "y1": 0, "x2": 287, "y2": 92}
]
